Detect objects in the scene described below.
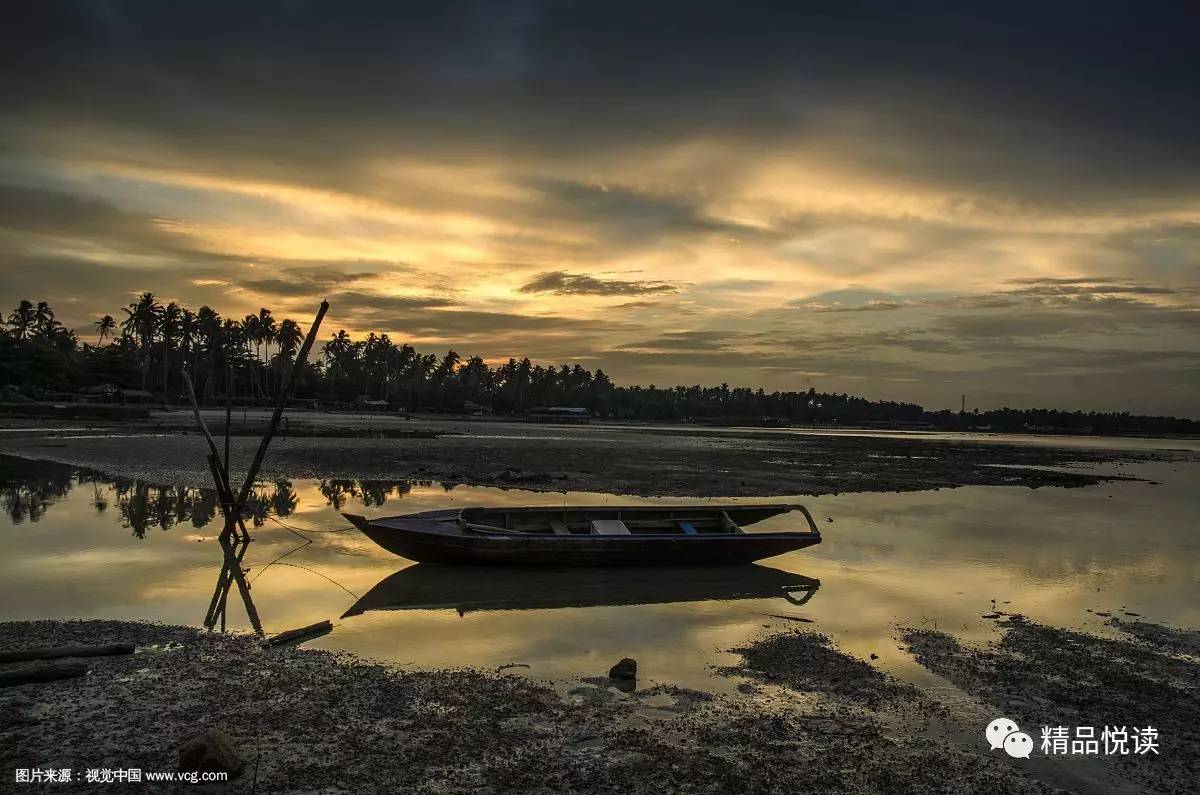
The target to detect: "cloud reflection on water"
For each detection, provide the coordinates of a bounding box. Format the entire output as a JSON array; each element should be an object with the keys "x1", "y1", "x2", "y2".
[{"x1": 0, "y1": 455, "x2": 1196, "y2": 691}]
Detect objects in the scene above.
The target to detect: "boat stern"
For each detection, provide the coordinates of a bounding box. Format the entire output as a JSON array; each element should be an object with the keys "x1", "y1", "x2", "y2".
[{"x1": 342, "y1": 513, "x2": 371, "y2": 532}]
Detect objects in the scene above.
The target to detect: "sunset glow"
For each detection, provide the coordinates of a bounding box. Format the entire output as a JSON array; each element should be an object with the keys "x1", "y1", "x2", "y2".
[{"x1": 2, "y1": 3, "x2": 1197, "y2": 414}]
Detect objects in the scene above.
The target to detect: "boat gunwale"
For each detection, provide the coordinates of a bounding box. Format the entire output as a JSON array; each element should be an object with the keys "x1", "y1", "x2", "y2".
[{"x1": 347, "y1": 509, "x2": 822, "y2": 541}]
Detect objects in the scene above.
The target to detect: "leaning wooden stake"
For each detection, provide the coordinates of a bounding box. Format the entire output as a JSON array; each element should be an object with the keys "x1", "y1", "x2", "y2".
[
  {"x1": 182, "y1": 370, "x2": 223, "y2": 461},
  {"x1": 231, "y1": 300, "x2": 328, "y2": 516},
  {"x1": 182, "y1": 370, "x2": 250, "y2": 541},
  {"x1": 224, "y1": 366, "x2": 232, "y2": 473}
]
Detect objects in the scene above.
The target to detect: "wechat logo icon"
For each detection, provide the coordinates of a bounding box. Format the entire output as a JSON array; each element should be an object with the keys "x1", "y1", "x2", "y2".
[{"x1": 986, "y1": 717, "x2": 1033, "y2": 759}]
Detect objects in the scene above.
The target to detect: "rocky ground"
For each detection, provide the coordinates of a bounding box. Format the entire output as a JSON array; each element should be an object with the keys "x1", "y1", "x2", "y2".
[
  {"x1": 2, "y1": 412, "x2": 1192, "y2": 497},
  {"x1": 903, "y1": 616, "x2": 1199, "y2": 795},
  {"x1": 1, "y1": 619, "x2": 1066, "y2": 794}
]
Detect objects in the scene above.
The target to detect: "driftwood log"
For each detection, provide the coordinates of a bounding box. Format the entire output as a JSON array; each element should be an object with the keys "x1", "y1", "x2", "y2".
[
  {"x1": 0, "y1": 643, "x2": 133, "y2": 664},
  {"x1": 264, "y1": 620, "x2": 333, "y2": 648},
  {"x1": 0, "y1": 660, "x2": 88, "y2": 687}
]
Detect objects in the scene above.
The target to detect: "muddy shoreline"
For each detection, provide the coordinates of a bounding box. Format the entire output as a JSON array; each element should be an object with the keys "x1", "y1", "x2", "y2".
[
  {"x1": 2, "y1": 414, "x2": 1191, "y2": 496},
  {"x1": 4, "y1": 617, "x2": 1194, "y2": 792}
]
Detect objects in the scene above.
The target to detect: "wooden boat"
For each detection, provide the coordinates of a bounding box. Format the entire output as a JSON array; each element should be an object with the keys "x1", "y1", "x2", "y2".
[
  {"x1": 342, "y1": 503, "x2": 822, "y2": 566},
  {"x1": 342, "y1": 563, "x2": 820, "y2": 616}
]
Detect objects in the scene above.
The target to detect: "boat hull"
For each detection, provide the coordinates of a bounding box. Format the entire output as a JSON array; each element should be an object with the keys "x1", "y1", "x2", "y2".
[{"x1": 344, "y1": 509, "x2": 822, "y2": 566}]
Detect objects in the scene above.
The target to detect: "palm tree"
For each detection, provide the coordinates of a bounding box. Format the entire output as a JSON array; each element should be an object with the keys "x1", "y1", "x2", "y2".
[
  {"x1": 7, "y1": 300, "x2": 36, "y2": 340},
  {"x1": 274, "y1": 318, "x2": 302, "y2": 387},
  {"x1": 432, "y1": 350, "x2": 461, "y2": 408},
  {"x1": 221, "y1": 318, "x2": 244, "y2": 399},
  {"x1": 94, "y1": 315, "x2": 116, "y2": 345},
  {"x1": 322, "y1": 330, "x2": 355, "y2": 400},
  {"x1": 276, "y1": 319, "x2": 302, "y2": 360},
  {"x1": 159, "y1": 302, "x2": 182, "y2": 404},
  {"x1": 241, "y1": 313, "x2": 263, "y2": 401},
  {"x1": 47, "y1": 325, "x2": 77, "y2": 353},
  {"x1": 257, "y1": 308, "x2": 277, "y2": 396},
  {"x1": 196, "y1": 306, "x2": 222, "y2": 397},
  {"x1": 180, "y1": 308, "x2": 199, "y2": 376},
  {"x1": 33, "y1": 302, "x2": 55, "y2": 338},
  {"x1": 121, "y1": 292, "x2": 161, "y2": 390}
]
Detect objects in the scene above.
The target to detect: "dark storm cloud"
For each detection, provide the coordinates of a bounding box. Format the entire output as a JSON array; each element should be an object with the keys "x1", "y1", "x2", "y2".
[
  {"x1": 517, "y1": 271, "x2": 678, "y2": 296},
  {"x1": 3, "y1": 2, "x2": 1198, "y2": 205}
]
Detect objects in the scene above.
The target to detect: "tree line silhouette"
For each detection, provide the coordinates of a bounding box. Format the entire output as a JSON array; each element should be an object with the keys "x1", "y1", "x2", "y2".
[{"x1": 1, "y1": 296, "x2": 1196, "y2": 434}]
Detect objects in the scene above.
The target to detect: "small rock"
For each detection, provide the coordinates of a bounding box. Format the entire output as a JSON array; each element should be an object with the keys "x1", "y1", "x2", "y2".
[
  {"x1": 608, "y1": 657, "x2": 637, "y2": 681},
  {"x1": 608, "y1": 657, "x2": 637, "y2": 693},
  {"x1": 178, "y1": 728, "x2": 243, "y2": 777},
  {"x1": 869, "y1": 653, "x2": 879, "y2": 660}
]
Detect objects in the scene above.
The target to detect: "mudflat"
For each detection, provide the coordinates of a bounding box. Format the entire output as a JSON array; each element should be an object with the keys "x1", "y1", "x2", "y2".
[
  {"x1": 4, "y1": 615, "x2": 1194, "y2": 793},
  {"x1": 1, "y1": 412, "x2": 1192, "y2": 496}
]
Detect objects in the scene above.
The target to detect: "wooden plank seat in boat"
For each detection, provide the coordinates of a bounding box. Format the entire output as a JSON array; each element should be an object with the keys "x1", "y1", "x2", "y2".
[
  {"x1": 678, "y1": 520, "x2": 698, "y2": 535},
  {"x1": 590, "y1": 519, "x2": 631, "y2": 535}
]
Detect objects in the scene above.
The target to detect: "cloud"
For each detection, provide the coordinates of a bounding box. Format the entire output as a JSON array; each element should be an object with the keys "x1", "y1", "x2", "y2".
[
  {"x1": 0, "y1": 183, "x2": 204, "y2": 260},
  {"x1": 517, "y1": 271, "x2": 679, "y2": 296},
  {"x1": 324, "y1": 291, "x2": 457, "y2": 311},
  {"x1": 1005, "y1": 277, "x2": 1181, "y2": 298},
  {"x1": 622, "y1": 331, "x2": 744, "y2": 352},
  {"x1": 1, "y1": 4, "x2": 1199, "y2": 415}
]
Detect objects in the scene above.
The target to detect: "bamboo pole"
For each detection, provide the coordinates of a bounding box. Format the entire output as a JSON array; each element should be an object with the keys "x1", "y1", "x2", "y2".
[
  {"x1": 232, "y1": 301, "x2": 328, "y2": 512},
  {"x1": 182, "y1": 369, "x2": 249, "y2": 542},
  {"x1": 224, "y1": 365, "x2": 232, "y2": 473},
  {"x1": 182, "y1": 370, "x2": 221, "y2": 460}
]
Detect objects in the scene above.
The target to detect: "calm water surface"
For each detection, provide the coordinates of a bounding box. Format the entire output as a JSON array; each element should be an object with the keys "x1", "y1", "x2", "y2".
[{"x1": 1, "y1": 453, "x2": 1196, "y2": 692}]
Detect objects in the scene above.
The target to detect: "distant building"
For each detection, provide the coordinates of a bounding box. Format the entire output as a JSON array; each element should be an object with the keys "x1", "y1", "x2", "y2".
[
  {"x1": 78, "y1": 384, "x2": 157, "y2": 404},
  {"x1": 525, "y1": 406, "x2": 591, "y2": 424},
  {"x1": 354, "y1": 395, "x2": 402, "y2": 413},
  {"x1": 461, "y1": 400, "x2": 490, "y2": 417}
]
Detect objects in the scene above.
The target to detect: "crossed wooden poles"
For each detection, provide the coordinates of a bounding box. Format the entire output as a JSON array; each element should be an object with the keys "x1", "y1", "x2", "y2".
[{"x1": 204, "y1": 534, "x2": 262, "y2": 635}]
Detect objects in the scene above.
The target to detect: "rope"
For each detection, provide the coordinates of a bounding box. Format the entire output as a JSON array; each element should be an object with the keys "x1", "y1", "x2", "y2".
[
  {"x1": 264, "y1": 562, "x2": 360, "y2": 599},
  {"x1": 248, "y1": 538, "x2": 312, "y2": 583},
  {"x1": 263, "y1": 512, "x2": 352, "y2": 535},
  {"x1": 245, "y1": 515, "x2": 360, "y2": 599}
]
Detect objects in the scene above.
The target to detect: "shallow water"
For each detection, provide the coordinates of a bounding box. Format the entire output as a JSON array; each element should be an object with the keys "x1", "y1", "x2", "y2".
[{"x1": 1, "y1": 453, "x2": 1196, "y2": 692}]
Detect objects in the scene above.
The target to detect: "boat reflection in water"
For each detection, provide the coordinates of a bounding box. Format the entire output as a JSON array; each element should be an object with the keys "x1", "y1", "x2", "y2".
[{"x1": 343, "y1": 564, "x2": 820, "y2": 617}]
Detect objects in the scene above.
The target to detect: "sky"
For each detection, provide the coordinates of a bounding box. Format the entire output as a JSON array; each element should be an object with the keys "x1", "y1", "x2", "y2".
[{"x1": 1, "y1": 2, "x2": 1198, "y2": 415}]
